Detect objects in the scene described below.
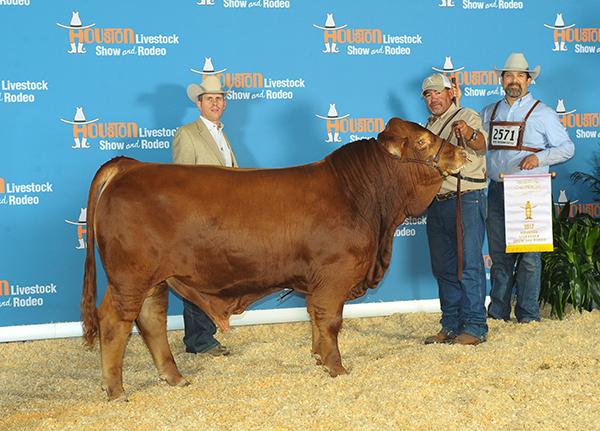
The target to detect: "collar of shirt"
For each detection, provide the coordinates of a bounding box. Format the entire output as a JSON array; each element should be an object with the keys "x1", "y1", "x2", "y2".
[
  {"x1": 427, "y1": 102, "x2": 459, "y2": 127},
  {"x1": 500, "y1": 92, "x2": 533, "y2": 115},
  {"x1": 200, "y1": 115, "x2": 224, "y2": 133}
]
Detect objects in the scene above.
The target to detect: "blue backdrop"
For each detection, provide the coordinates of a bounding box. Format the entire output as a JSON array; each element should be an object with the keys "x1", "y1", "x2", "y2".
[{"x1": 1, "y1": 0, "x2": 599, "y2": 335}]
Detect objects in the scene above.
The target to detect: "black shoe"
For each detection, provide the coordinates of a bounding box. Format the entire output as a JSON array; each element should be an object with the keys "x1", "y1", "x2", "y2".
[{"x1": 186, "y1": 343, "x2": 230, "y2": 356}]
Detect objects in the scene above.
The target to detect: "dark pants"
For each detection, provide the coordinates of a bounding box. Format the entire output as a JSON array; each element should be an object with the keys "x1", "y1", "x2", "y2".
[
  {"x1": 426, "y1": 189, "x2": 488, "y2": 339},
  {"x1": 487, "y1": 180, "x2": 541, "y2": 322},
  {"x1": 182, "y1": 298, "x2": 219, "y2": 353}
]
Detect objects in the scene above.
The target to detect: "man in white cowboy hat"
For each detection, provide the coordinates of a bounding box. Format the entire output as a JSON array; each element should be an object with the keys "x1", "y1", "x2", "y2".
[
  {"x1": 481, "y1": 52, "x2": 574, "y2": 323},
  {"x1": 420, "y1": 73, "x2": 489, "y2": 346},
  {"x1": 172, "y1": 74, "x2": 237, "y2": 356}
]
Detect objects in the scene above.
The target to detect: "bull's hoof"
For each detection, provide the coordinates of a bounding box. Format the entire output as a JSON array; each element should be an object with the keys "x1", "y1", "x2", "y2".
[
  {"x1": 176, "y1": 378, "x2": 191, "y2": 387},
  {"x1": 107, "y1": 392, "x2": 128, "y2": 402},
  {"x1": 312, "y1": 353, "x2": 323, "y2": 366},
  {"x1": 159, "y1": 374, "x2": 190, "y2": 387},
  {"x1": 327, "y1": 365, "x2": 348, "y2": 377}
]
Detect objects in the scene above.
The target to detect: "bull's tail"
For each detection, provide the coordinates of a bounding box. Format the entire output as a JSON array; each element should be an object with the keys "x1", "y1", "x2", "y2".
[{"x1": 81, "y1": 157, "x2": 140, "y2": 348}]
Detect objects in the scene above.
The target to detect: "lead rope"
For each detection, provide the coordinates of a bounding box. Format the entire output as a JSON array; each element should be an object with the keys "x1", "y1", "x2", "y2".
[{"x1": 454, "y1": 128, "x2": 465, "y2": 282}]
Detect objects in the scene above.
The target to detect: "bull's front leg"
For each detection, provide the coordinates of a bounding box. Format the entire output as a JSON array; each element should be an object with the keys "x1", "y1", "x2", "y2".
[{"x1": 311, "y1": 291, "x2": 348, "y2": 377}]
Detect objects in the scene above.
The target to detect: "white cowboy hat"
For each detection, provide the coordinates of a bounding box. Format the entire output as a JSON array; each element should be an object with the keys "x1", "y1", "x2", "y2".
[
  {"x1": 543, "y1": 13, "x2": 575, "y2": 30},
  {"x1": 56, "y1": 11, "x2": 96, "y2": 30},
  {"x1": 190, "y1": 57, "x2": 227, "y2": 75},
  {"x1": 60, "y1": 107, "x2": 99, "y2": 125},
  {"x1": 315, "y1": 103, "x2": 349, "y2": 120},
  {"x1": 432, "y1": 56, "x2": 464, "y2": 73},
  {"x1": 65, "y1": 208, "x2": 87, "y2": 226},
  {"x1": 313, "y1": 13, "x2": 347, "y2": 31},
  {"x1": 494, "y1": 52, "x2": 541, "y2": 80},
  {"x1": 186, "y1": 75, "x2": 228, "y2": 103}
]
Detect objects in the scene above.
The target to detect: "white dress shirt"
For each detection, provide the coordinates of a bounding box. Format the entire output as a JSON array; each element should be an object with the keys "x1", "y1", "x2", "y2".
[{"x1": 200, "y1": 115, "x2": 233, "y2": 167}]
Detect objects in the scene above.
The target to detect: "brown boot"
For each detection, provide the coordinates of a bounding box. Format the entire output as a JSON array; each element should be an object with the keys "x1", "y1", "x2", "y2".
[
  {"x1": 424, "y1": 330, "x2": 455, "y2": 345},
  {"x1": 452, "y1": 333, "x2": 485, "y2": 346}
]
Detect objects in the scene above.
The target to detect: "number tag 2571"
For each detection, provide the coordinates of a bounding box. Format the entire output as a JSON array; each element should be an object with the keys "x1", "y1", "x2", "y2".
[{"x1": 491, "y1": 124, "x2": 520, "y2": 147}]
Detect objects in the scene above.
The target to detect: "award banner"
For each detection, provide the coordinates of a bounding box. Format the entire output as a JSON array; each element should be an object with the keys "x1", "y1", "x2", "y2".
[{"x1": 503, "y1": 174, "x2": 554, "y2": 253}]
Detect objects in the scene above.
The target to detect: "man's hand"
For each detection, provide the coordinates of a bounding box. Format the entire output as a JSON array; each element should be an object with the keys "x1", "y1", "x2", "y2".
[
  {"x1": 519, "y1": 154, "x2": 540, "y2": 170},
  {"x1": 452, "y1": 120, "x2": 472, "y2": 140}
]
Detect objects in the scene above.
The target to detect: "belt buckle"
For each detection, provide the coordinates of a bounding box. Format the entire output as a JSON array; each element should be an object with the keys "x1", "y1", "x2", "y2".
[{"x1": 436, "y1": 192, "x2": 456, "y2": 201}]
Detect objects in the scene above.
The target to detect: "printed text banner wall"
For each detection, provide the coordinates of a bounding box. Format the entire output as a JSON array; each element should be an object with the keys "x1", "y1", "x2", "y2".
[{"x1": 1, "y1": 0, "x2": 598, "y2": 338}]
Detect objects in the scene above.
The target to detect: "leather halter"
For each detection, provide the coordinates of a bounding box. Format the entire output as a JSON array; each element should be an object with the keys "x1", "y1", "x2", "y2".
[{"x1": 402, "y1": 136, "x2": 451, "y2": 177}]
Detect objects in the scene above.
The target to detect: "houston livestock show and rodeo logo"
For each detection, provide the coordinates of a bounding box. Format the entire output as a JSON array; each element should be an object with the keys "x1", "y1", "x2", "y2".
[
  {"x1": 191, "y1": 57, "x2": 306, "y2": 101},
  {"x1": 56, "y1": 11, "x2": 179, "y2": 56},
  {"x1": 0, "y1": 278, "x2": 59, "y2": 309},
  {"x1": 0, "y1": 176, "x2": 54, "y2": 206},
  {"x1": 544, "y1": 13, "x2": 600, "y2": 53},
  {"x1": 315, "y1": 103, "x2": 384, "y2": 144},
  {"x1": 313, "y1": 13, "x2": 423, "y2": 56},
  {"x1": 196, "y1": 0, "x2": 291, "y2": 8},
  {"x1": 60, "y1": 107, "x2": 175, "y2": 151},
  {"x1": 430, "y1": 56, "x2": 505, "y2": 98},
  {"x1": 437, "y1": 0, "x2": 524, "y2": 9}
]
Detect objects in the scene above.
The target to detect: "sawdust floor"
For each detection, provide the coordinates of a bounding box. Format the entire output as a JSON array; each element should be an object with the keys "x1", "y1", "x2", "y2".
[{"x1": 1, "y1": 307, "x2": 599, "y2": 431}]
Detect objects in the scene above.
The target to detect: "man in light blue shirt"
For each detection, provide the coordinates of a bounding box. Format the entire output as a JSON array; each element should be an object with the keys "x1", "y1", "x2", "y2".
[{"x1": 481, "y1": 52, "x2": 575, "y2": 323}]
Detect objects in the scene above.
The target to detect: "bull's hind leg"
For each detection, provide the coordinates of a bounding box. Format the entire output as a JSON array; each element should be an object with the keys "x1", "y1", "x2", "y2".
[
  {"x1": 311, "y1": 291, "x2": 348, "y2": 377},
  {"x1": 306, "y1": 295, "x2": 322, "y2": 365},
  {"x1": 135, "y1": 283, "x2": 188, "y2": 388},
  {"x1": 98, "y1": 285, "x2": 137, "y2": 401}
]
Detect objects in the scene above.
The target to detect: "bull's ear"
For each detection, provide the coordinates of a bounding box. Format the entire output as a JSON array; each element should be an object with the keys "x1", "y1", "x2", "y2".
[{"x1": 378, "y1": 133, "x2": 407, "y2": 158}]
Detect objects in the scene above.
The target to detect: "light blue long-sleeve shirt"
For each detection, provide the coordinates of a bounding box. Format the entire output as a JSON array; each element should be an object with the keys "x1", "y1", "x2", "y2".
[{"x1": 481, "y1": 93, "x2": 575, "y2": 182}]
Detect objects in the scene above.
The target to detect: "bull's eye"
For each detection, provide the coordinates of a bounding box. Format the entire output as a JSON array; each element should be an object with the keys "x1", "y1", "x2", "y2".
[{"x1": 416, "y1": 138, "x2": 427, "y2": 150}]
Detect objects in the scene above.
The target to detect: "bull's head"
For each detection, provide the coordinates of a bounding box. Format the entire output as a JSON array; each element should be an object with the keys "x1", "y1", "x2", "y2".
[{"x1": 377, "y1": 118, "x2": 467, "y2": 176}]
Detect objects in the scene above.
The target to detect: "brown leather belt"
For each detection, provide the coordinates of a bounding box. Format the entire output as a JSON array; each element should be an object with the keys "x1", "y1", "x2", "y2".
[{"x1": 435, "y1": 189, "x2": 479, "y2": 202}]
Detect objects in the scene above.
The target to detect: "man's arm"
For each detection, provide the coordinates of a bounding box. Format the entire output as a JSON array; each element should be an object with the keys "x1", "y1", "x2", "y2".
[
  {"x1": 535, "y1": 110, "x2": 575, "y2": 167},
  {"x1": 452, "y1": 110, "x2": 487, "y2": 153},
  {"x1": 172, "y1": 127, "x2": 196, "y2": 165}
]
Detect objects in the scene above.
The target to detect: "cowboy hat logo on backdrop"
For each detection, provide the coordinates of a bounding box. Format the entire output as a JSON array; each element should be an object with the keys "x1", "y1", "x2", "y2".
[
  {"x1": 65, "y1": 208, "x2": 87, "y2": 250},
  {"x1": 56, "y1": 11, "x2": 179, "y2": 57},
  {"x1": 438, "y1": 0, "x2": 455, "y2": 7},
  {"x1": 313, "y1": 12, "x2": 422, "y2": 57},
  {"x1": 196, "y1": 0, "x2": 215, "y2": 5},
  {"x1": 56, "y1": 11, "x2": 96, "y2": 54},
  {"x1": 555, "y1": 99, "x2": 600, "y2": 139},
  {"x1": 60, "y1": 107, "x2": 99, "y2": 149},
  {"x1": 189, "y1": 56, "x2": 306, "y2": 101},
  {"x1": 315, "y1": 103, "x2": 384, "y2": 144},
  {"x1": 543, "y1": 13, "x2": 599, "y2": 53},
  {"x1": 553, "y1": 190, "x2": 600, "y2": 220}
]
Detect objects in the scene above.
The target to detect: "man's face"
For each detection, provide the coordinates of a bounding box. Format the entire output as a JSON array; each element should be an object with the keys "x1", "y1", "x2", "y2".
[
  {"x1": 197, "y1": 93, "x2": 226, "y2": 124},
  {"x1": 501, "y1": 71, "x2": 531, "y2": 99},
  {"x1": 423, "y1": 88, "x2": 453, "y2": 116}
]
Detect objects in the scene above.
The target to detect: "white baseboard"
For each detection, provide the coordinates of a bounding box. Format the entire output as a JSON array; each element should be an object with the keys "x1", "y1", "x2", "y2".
[{"x1": 0, "y1": 299, "x2": 442, "y2": 343}]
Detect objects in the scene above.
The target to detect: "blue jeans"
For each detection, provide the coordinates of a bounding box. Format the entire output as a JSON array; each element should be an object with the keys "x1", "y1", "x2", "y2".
[
  {"x1": 182, "y1": 298, "x2": 219, "y2": 353},
  {"x1": 426, "y1": 189, "x2": 488, "y2": 339},
  {"x1": 487, "y1": 180, "x2": 541, "y2": 322}
]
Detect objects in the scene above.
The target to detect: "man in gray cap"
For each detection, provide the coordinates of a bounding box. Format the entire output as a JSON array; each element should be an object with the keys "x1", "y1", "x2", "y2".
[
  {"x1": 482, "y1": 53, "x2": 574, "y2": 323},
  {"x1": 172, "y1": 75, "x2": 237, "y2": 355},
  {"x1": 421, "y1": 72, "x2": 489, "y2": 345}
]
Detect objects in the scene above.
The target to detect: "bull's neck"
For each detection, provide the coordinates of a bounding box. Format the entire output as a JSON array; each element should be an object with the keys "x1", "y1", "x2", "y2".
[{"x1": 326, "y1": 139, "x2": 403, "y2": 228}]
